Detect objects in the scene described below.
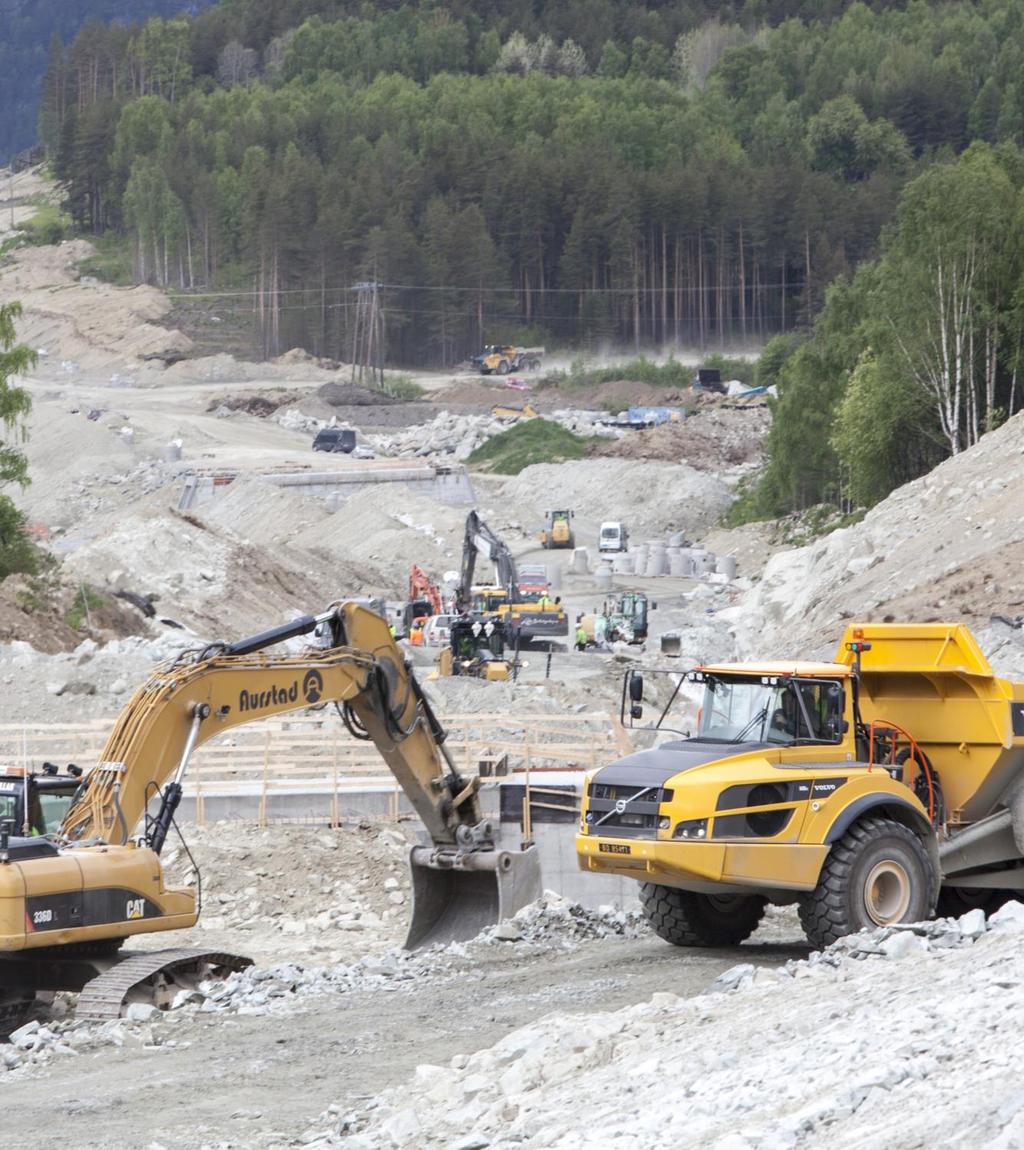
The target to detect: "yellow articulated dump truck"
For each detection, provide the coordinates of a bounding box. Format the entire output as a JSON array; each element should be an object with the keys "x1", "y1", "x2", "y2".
[{"x1": 577, "y1": 623, "x2": 1024, "y2": 949}]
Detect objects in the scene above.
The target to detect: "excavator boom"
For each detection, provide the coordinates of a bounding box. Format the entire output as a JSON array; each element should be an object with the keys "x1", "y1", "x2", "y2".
[{"x1": 0, "y1": 603, "x2": 540, "y2": 1025}]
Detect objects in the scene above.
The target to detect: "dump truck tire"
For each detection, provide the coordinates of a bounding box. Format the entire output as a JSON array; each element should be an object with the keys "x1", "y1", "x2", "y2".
[
  {"x1": 639, "y1": 883, "x2": 766, "y2": 946},
  {"x1": 799, "y1": 816, "x2": 935, "y2": 950},
  {"x1": 935, "y1": 885, "x2": 1011, "y2": 918},
  {"x1": 497, "y1": 359, "x2": 510, "y2": 374}
]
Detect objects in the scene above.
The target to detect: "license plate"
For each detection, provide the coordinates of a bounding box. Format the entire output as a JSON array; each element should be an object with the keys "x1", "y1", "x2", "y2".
[{"x1": 599, "y1": 843, "x2": 631, "y2": 855}]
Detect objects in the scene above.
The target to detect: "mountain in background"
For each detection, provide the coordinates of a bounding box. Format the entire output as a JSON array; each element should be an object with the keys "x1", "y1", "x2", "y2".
[{"x1": 0, "y1": 0, "x2": 215, "y2": 161}]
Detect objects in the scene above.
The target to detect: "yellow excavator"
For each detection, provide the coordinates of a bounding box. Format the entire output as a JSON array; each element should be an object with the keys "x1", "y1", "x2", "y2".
[{"x1": 0, "y1": 602, "x2": 540, "y2": 1030}]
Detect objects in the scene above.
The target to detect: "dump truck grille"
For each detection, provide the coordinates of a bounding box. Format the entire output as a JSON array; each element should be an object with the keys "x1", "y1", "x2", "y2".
[{"x1": 584, "y1": 784, "x2": 672, "y2": 838}]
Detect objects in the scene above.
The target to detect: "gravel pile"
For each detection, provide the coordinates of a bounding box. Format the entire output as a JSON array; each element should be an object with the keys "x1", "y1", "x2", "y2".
[
  {"x1": 500, "y1": 458, "x2": 733, "y2": 540},
  {"x1": 307, "y1": 901, "x2": 1024, "y2": 1150},
  {"x1": 368, "y1": 409, "x2": 619, "y2": 462},
  {"x1": 0, "y1": 894, "x2": 650, "y2": 1079}
]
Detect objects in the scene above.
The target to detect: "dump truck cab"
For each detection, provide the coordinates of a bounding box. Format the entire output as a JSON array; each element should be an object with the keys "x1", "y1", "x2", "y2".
[{"x1": 578, "y1": 624, "x2": 1024, "y2": 949}]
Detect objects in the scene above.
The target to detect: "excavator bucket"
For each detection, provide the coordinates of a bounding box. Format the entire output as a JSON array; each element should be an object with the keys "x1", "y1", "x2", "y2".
[{"x1": 405, "y1": 844, "x2": 542, "y2": 950}]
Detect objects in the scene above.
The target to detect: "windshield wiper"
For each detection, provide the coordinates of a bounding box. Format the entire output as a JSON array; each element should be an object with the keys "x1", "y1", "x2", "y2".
[{"x1": 730, "y1": 707, "x2": 768, "y2": 744}]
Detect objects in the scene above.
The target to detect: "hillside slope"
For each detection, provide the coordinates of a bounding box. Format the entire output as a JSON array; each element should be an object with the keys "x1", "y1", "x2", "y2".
[{"x1": 729, "y1": 410, "x2": 1024, "y2": 670}]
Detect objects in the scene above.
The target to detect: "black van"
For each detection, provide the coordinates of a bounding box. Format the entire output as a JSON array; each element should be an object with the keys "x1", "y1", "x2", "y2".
[{"x1": 312, "y1": 427, "x2": 356, "y2": 453}]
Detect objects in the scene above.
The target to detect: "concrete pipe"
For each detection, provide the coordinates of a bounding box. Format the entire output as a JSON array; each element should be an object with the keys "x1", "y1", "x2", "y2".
[{"x1": 716, "y1": 555, "x2": 738, "y2": 580}]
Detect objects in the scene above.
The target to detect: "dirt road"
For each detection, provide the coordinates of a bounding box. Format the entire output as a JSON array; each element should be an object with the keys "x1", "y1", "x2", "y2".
[{"x1": 6, "y1": 931, "x2": 807, "y2": 1149}]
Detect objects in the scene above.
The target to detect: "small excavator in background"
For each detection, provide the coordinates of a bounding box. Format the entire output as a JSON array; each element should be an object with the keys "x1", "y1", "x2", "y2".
[
  {"x1": 403, "y1": 564, "x2": 444, "y2": 634},
  {"x1": 458, "y1": 511, "x2": 568, "y2": 646},
  {"x1": 435, "y1": 614, "x2": 518, "y2": 682},
  {"x1": 0, "y1": 602, "x2": 540, "y2": 1031}
]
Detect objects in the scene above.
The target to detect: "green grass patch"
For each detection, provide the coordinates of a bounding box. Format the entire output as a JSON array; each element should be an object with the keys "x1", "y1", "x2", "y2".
[
  {"x1": 539, "y1": 355, "x2": 691, "y2": 390},
  {"x1": 383, "y1": 373, "x2": 425, "y2": 401},
  {"x1": 64, "y1": 585, "x2": 106, "y2": 632},
  {"x1": 75, "y1": 232, "x2": 133, "y2": 285},
  {"x1": 21, "y1": 200, "x2": 71, "y2": 247},
  {"x1": 467, "y1": 418, "x2": 600, "y2": 475},
  {"x1": 540, "y1": 353, "x2": 757, "y2": 392}
]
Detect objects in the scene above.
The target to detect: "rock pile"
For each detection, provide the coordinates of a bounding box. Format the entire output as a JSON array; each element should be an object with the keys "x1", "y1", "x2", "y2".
[
  {"x1": 306, "y1": 901, "x2": 1024, "y2": 1149},
  {"x1": 368, "y1": 410, "x2": 619, "y2": 462},
  {"x1": 0, "y1": 629, "x2": 203, "y2": 722},
  {"x1": 0, "y1": 893, "x2": 651, "y2": 1080}
]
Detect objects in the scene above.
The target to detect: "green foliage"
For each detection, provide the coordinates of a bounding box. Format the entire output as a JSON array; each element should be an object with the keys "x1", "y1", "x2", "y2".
[
  {"x1": 541, "y1": 357, "x2": 693, "y2": 391},
  {"x1": 382, "y1": 374, "x2": 425, "y2": 401},
  {"x1": 830, "y1": 349, "x2": 925, "y2": 508},
  {"x1": 20, "y1": 201, "x2": 70, "y2": 247},
  {"x1": 467, "y1": 419, "x2": 597, "y2": 475},
  {"x1": 0, "y1": 303, "x2": 35, "y2": 491},
  {"x1": 75, "y1": 233, "x2": 134, "y2": 285},
  {"x1": 0, "y1": 302, "x2": 38, "y2": 582},
  {"x1": 64, "y1": 585, "x2": 106, "y2": 632},
  {"x1": 0, "y1": 499, "x2": 40, "y2": 581}
]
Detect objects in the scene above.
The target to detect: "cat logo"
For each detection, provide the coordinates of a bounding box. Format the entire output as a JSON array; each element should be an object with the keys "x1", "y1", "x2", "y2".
[{"x1": 126, "y1": 898, "x2": 146, "y2": 920}]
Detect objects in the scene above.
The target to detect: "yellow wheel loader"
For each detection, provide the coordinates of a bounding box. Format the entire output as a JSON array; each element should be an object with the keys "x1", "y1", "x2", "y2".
[
  {"x1": 0, "y1": 603, "x2": 540, "y2": 1031},
  {"x1": 471, "y1": 345, "x2": 544, "y2": 375},
  {"x1": 539, "y1": 509, "x2": 574, "y2": 550},
  {"x1": 577, "y1": 623, "x2": 1024, "y2": 949}
]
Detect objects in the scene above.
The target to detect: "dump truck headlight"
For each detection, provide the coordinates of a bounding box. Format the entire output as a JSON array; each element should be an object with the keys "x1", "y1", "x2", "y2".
[
  {"x1": 674, "y1": 819, "x2": 708, "y2": 839},
  {"x1": 658, "y1": 817, "x2": 671, "y2": 830}
]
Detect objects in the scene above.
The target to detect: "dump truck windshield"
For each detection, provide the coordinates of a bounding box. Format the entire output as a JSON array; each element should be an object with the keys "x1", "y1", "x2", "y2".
[{"x1": 698, "y1": 676, "x2": 842, "y2": 745}]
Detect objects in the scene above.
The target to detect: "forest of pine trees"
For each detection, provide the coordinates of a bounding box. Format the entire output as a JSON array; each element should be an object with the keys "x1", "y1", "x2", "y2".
[{"x1": 35, "y1": 0, "x2": 1024, "y2": 511}]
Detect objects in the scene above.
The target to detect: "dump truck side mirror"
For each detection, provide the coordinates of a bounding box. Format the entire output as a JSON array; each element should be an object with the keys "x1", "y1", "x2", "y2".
[
  {"x1": 629, "y1": 672, "x2": 644, "y2": 702},
  {"x1": 630, "y1": 704, "x2": 644, "y2": 721}
]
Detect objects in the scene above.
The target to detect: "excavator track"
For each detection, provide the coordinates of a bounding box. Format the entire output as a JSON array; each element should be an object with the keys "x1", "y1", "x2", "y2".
[
  {"x1": 75, "y1": 949, "x2": 252, "y2": 1023},
  {"x1": 0, "y1": 994, "x2": 35, "y2": 1038}
]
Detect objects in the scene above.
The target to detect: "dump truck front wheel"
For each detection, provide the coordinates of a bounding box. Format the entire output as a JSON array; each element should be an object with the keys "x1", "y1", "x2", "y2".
[
  {"x1": 639, "y1": 883, "x2": 766, "y2": 946},
  {"x1": 799, "y1": 816, "x2": 935, "y2": 949}
]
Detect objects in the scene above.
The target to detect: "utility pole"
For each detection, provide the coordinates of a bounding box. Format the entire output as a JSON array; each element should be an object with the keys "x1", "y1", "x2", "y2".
[{"x1": 350, "y1": 281, "x2": 386, "y2": 392}]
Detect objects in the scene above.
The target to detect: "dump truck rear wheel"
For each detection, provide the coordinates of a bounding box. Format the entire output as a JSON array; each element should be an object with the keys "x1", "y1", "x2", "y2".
[
  {"x1": 497, "y1": 359, "x2": 510, "y2": 375},
  {"x1": 799, "y1": 816, "x2": 935, "y2": 950},
  {"x1": 935, "y1": 886, "x2": 1011, "y2": 918},
  {"x1": 639, "y1": 883, "x2": 766, "y2": 946}
]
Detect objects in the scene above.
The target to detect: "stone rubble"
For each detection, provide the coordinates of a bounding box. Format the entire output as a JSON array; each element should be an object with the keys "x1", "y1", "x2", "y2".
[
  {"x1": 302, "y1": 901, "x2": 1024, "y2": 1149},
  {"x1": 368, "y1": 410, "x2": 619, "y2": 462},
  {"x1": 0, "y1": 893, "x2": 648, "y2": 1080}
]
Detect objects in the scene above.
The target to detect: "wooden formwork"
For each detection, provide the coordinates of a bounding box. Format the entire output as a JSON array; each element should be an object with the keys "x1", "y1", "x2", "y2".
[{"x1": 0, "y1": 711, "x2": 629, "y2": 829}]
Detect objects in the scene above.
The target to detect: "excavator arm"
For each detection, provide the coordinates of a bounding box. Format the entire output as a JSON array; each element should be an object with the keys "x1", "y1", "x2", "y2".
[
  {"x1": 53, "y1": 602, "x2": 538, "y2": 949},
  {"x1": 457, "y1": 511, "x2": 520, "y2": 611}
]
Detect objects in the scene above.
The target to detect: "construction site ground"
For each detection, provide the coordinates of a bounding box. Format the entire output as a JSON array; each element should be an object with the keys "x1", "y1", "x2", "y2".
[
  {"x1": 6, "y1": 172, "x2": 1024, "y2": 1148},
  {"x1": 4, "y1": 843, "x2": 806, "y2": 1150}
]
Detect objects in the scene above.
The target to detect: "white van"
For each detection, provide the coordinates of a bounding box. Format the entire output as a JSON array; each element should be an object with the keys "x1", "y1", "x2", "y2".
[
  {"x1": 422, "y1": 614, "x2": 454, "y2": 648},
  {"x1": 598, "y1": 521, "x2": 628, "y2": 553}
]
